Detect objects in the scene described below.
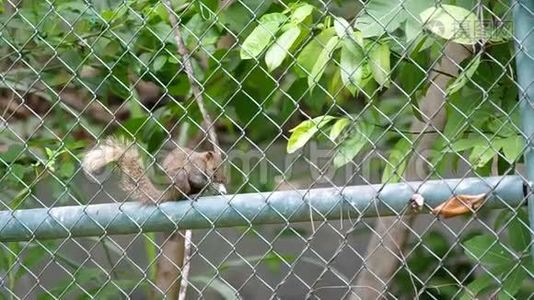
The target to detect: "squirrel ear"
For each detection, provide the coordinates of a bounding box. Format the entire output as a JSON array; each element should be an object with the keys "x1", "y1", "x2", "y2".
[{"x1": 204, "y1": 151, "x2": 214, "y2": 159}]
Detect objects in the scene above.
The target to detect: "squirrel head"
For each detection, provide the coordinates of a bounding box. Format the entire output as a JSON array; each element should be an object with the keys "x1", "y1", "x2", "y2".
[
  {"x1": 204, "y1": 151, "x2": 225, "y2": 178},
  {"x1": 189, "y1": 150, "x2": 227, "y2": 194},
  {"x1": 204, "y1": 151, "x2": 226, "y2": 194}
]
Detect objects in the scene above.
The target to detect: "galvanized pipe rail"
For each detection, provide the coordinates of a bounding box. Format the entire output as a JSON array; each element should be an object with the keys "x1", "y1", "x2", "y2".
[
  {"x1": 0, "y1": 176, "x2": 525, "y2": 241},
  {"x1": 1, "y1": 0, "x2": 533, "y2": 243}
]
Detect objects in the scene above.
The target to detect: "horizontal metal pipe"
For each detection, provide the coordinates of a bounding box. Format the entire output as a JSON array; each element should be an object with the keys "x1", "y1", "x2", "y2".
[{"x1": 0, "y1": 175, "x2": 526, "y2": 241}]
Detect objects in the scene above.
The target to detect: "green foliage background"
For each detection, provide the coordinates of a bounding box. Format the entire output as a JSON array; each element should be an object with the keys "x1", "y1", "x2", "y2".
[{"x1": 0, "y1": 0, "x2": 531, "y2": 298}]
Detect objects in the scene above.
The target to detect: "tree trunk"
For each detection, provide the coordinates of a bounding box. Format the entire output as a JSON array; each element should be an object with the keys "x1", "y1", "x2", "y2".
[
  {"x1": 351, "y1": 42, "x2": 472, "y2": 299},
  {"x1": 155, "y1": 232, "x2": 186, "y2": 299}
]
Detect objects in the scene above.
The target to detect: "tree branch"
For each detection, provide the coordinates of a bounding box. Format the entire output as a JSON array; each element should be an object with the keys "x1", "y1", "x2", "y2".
[
  {"x1": 58, "y1": 88, "x2": 130, "y2": 124},
  {"x1": 164, "y1": 0, "x2": 220, "y2": 153},
  {"x1": 155, "y1": 2, "x2": 222, "y2": 300}
]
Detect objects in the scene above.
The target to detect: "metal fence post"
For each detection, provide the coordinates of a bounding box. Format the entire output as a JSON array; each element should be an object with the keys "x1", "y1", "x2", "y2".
[{"x1": 512, "y1": 0, "x2": 534, "y2": 256}]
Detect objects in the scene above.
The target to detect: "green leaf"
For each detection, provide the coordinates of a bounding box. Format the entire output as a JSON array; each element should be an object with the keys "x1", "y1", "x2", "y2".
[
  {"x1": 459, "y1": 273, "x2": 497, "y2": 300},
  {"x1": 10, "y1": 163, "x2": 25, "y2": 180},
  {"x1": 138, "y1": 52, "x2": 152, "y2": 66},
  {"x1": 447, "y1": 55, "x2": 481, "y2": 95},
  {"x1": 240, "y1": 14, "x2": 287, "y2": 59},
  {"x1": 295, "y1": 28, "x2": 336, "y2": 77},
  {"x1": 308, "y1": 36, "x2": 340, "y2": 90},
  {"x1": 219, "y1": 0, "x2": 273, "y2": 33},
  {"x1": 265, "y1": 25, "x2": 301, "y2": 71},
  {"x1": 147, "y1": 128, "x2": 167, "y2": 153},
  {"x1": 290, "y1": 4, "x2": 314, "y2": 24},
  {"x1": 459, "y1": 263, "x2": 516, "y2": 299},
  {"x1": 500, "y1": 136, "x2": 524, "y2": 163},
  {"x1": 59, "y1": 162, "x2": 75, "y2": 178},
  {"x1": 45, "y1": 147, "x2": 60, "y2": 172},
  {"x1": 445, "y1": 136, "x2": 484, "y2": 152},
  {"x1": 40, "y1": 267, "x2": 105, "y2": 299},
  {"x1": 287, "y1": 115, "x2": 335, "y2": 153},
  {"x1": 152, "y1": 56, "x2": 167, "y2": 71},
  {"x1": 498, "y1": 265, "x2": 528, "y2": 300},
  {"x1": 354, "y1": 0, "x2": 429, "y2": 38},
  {"x1": 259, "y1": 12, "x2": 287, "y2": 23},
  {"x1": 420, "y1": 5, "x2": 480, "y2": 44},
  {"x1": 89, "y1": 279, "x2": 141, "y2": 299},
  {"x1": 191, "y1": 276, "x2": 239, "y2": 300},
  {"x1": 494, "y1": 209, "x2": 513, "y2": 232},
  {"x1": 0, "y1": 144, "x2": 25, "y2": 163},
  {"x1": 197, "y1": 0, "x2": 218, "y2": 19},
  {"x1": 423, "y1": 231, "x2": 451, "y2": 258},
  {"x1": 469, "y1": 144, "x2": 498, "y2": 168},
  {"x1": 128, "y1": 82, "x2": 146, "y2": 119},
  {"x1": 9, "y1": 187, "x2": 31, "y2": 209},
  {"x1": 329, "y1": 118, "x2": 351, "y2": 141},
  {"x1": 354, "y1": 0, "x2": 405, "y2": 37},
  {"x1": 487, "y1": 117, "x2": 516, "y2": 137},
  {"x1": 219, "y1": 253, "x2": 295, "y2": 271},
  {"x1": 333, "y1": 123, "x2": 374, "y2": 168},
  {"x1": 327, "y1": 69, "x2": 343, "y2": 101},
  {"x1": 144, "y1": 233, "x2": 157, "y2": 282},
  {"x1": 352, "y1": 31, "x2": 365, "y2": 48},
  {"x1": 122, "y1": 117, "x2": 149, "y2": 137},
  {"x1": 405, "y1": 17, "x2": 422, "y2": 43},
  {"x1": 100, "y1": 6, "x2": 128, "y2": 23},
  {"x1": 507, "y1": 210, "x2": 530, "y2": 253},
  {"x1": 16, "y1": 242, "x2": 50, "y2": 279},
  {"x1": 333, "y1": 17, "x2": 351, "y2": 38},
  {"x1": 463, "y1": 235, "x2": 514, "y2": 267},
  {"x1": 339, "y1": 38, "x2": 365, "y2": 95},
  {"x1": 369, "y1": 43, "x2": 391, "y2": 87},
  {"x1": 397, "y1": 63, "x2": 427, "y2": 121},
  {"x1": 382, "y1": 138, "x2": 411, "y2": 183}
]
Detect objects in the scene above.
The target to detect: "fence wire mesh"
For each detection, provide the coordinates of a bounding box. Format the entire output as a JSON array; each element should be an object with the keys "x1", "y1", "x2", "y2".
[{"x1": 0, "y1": 0, "x2": 532, "y2": 299}]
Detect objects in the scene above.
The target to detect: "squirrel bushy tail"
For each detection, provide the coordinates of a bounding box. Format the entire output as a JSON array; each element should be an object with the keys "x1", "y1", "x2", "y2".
[{"x1": 82, "y1": 138, "x2": 170, "y2": 203}]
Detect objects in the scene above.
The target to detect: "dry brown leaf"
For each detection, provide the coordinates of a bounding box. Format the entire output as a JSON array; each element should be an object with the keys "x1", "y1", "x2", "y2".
[{"x1": 431, "y1": 193, "x2": 487, "y2": 218}]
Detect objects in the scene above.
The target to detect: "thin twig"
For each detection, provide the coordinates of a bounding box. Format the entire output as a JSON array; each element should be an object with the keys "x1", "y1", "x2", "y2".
[
  {"x1": 161, "y1": 2, "x2": 222, "y2": 300},
  {"x1": 372, "y1": 122, "x2": 514, "y2": 139},
  {"x1": 178, "y1": 230, "x2": 193, "y2": 300},
  {"x1": 164, "y1": 0, "x2": 220, "y2": 153},
  {"x1": 58, "y1": 88, "x2": 130, "y2": 123}
]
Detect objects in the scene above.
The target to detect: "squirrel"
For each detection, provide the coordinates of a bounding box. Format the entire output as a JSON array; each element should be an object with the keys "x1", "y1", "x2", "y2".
[{"x1": 82, "y1": 137, "x2": 227, "y2": 204}]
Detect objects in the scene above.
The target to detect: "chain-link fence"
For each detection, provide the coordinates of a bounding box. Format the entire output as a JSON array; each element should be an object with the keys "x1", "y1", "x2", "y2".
[{"x1": 0, "y1": 0, "x2": 533, "y2": 299}]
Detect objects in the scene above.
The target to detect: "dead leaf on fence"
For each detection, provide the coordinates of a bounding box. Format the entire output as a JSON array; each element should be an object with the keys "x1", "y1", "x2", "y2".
[{"x1": 431, "y1": 193, "x2": 487, "y2": 218}]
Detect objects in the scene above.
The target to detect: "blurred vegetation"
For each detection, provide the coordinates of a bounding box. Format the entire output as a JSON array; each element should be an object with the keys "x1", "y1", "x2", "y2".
[{"x1": 0, "y1": 0, "x2": 531, "y2": 298}]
